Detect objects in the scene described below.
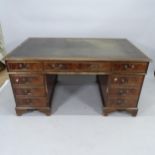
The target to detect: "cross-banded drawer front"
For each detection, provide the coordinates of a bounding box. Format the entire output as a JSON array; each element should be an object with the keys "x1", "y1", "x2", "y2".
[
  {"x1": 108, "y1": 88, "x2": 140, "y2": 97},
  {"x1": 10, "y1": 75, "x2": 44, "y2": 85},
  {"x1": 14, "y1": 87, "x2": 46, "y2": 97},
  {"x1": 107, "y1": 98, "x2": 138, "y2": 108},
  {"x1": 7, "y1": 62, "x2": 42, "y2": 72},
  {"x1": 16, "y1": 97, "x2": 47, "y2": 107},
  {"x1": 44, "y1": 62, "x2": 111, "y2": 72},
  {"x1": 110, "y1": 75, "x2": 144, "y2": 87},
  {"x1": 112, "y1": 62, "x2": 148, "y2": 73}
]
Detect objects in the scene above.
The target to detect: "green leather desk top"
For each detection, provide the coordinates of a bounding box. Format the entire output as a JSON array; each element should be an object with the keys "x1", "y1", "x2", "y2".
[{"x1": 6, "y1": 38, "x2": 150, "y2": 61}]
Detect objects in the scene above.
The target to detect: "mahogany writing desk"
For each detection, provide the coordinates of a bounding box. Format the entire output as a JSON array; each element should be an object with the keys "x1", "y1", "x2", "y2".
[{"x1": 5, "y1": 38, "x2": 150, "y2": 116}]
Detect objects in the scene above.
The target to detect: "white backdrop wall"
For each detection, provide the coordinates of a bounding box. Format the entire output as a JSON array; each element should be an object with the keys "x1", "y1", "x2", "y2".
[{"x1": 0, "y1": 0, "x2": 155, "y2": 68}]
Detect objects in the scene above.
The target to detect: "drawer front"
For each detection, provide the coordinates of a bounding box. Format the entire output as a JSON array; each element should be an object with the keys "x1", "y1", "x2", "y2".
[
  {"x1": 16, "y1": 97, "x2": 47, "y2": 107},
  {"x1": 44, "y1": 62, "x2": 111, "y2": 72},
  {"x1": 10, "y1": 75, "x2": 44, "y2": 85},
  {"x1": 7, "y1": 62, "x2": 42, "y2": 72},
  {"x1": 108, "y1": 88, "x2": 140, "y2": 97},
  {"x1": 107, "y1": 98, "x2": 138, "y2": 108},
  {"x1": 110, "y1": 75, "x2": 144, "y2": 87},
  {"x1": 112, "y1": 62, "x2": 148, "y2": 73},
  {"x1": 14, "y1": 87, "x2": 46, "y2": 97}
]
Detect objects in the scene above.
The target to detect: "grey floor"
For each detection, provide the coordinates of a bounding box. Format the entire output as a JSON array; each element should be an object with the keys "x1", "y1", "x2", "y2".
[{"x1": 0, "y1": 67, "x2": 155, "y2": 155}]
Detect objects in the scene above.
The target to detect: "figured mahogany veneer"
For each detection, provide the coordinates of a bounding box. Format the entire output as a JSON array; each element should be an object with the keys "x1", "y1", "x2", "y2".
[
  {"x1": 107, "y1": 98, "x2": 138, "y2": 108},
  {"x1": 16, "y1": 97, "x2": 47, "y2": 107},
  {"x1": 5, "y1": 38, "x2": 150, "y2": 116},
  {"x1": 109, "y1": 75, "x2": 144, "y2": 87},
  {"x1": 112, "y1": 62, "x2": 148, "y2": 73},
  {"x1": 10, "y1": 74, "x2": 44, "y2": 85},
  {"x1": 7, "y1": 62, "x2": 43, "y2": 72},
  {"x1": 108, "y1": 88, "x2": 140, "y2": 96},
  {"x1": 14, "y1": 87, "x2": 46, "y2": 97},
  {"x1": 44, "y1": 61, "x2": 111, "y2": 72}
]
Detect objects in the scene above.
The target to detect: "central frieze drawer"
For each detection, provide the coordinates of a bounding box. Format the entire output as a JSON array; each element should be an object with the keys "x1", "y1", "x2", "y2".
[
  {"x1": 14, "y1": 87, "x2": 46, "y2": 97},
  {"x1": 7, "y1": 62, "x2": 43, "y2": 72},
  {"x1": 16, "y1": 97, "x2": 47, "y2": 107},
  {"x1": 10, "y1": 75, "x2": 44, "y2": 85},
  {"x1": 44, "y1": 62, "x2": 111, "y2": 72}
]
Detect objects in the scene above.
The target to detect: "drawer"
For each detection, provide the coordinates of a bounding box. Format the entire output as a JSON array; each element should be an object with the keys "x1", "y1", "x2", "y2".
[
  {"x1": 14, "y1": 87, "x2": 46, "y2": 97},
  {"x1": 110, "y1": 75, "x2": 144, "y2": 87},
  {"x1": 107, "y1": 98, "x2": 138, "y2": 108},
  {"x1": 112, "y1": 62, "x2": 148, "y2": 73},
  {"x1": 7, "y1": 62, "x2": 42, "y2": 72},
  {"x1": 44, "y1": 62, "x2": 111, "y2": 72},
  {"x1": 16, "y1": 97, "x2": 47, "y2": 107},
  {"x1": 108, "y1": 88, "x2": 140, "y2": 97},
  {"x1": 10, "y1": 75, "x2": 44, "y2": 85}
]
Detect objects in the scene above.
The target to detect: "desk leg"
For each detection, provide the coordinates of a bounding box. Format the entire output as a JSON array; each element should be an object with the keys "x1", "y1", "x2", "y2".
[
  {"x1": 43, "y1": 74, "x2": 57, "y2": 116},
  {"x1": 96, "y1": 75, "x2": 108, "y2": 113},
  {"x1": 16, "y1": 108, "x2": 29, "y2": 116}
]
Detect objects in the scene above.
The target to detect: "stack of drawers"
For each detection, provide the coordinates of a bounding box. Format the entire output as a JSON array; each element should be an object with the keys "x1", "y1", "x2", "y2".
[
  {"x1": 98, "y1": 62, "x2": 148, "y2": 116},
  {"x1": 6, "y1": 61, "x2": 56, "y2": 116}
]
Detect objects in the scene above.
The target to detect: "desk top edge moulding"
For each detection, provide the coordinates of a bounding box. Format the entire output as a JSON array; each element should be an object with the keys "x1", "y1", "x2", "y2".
[{"x1": 5, "y1": 38, "x2": 150, "y2": 116}]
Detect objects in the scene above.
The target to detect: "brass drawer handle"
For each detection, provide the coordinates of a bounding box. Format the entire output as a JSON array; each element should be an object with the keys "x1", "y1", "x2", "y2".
[
  {"x1": 113, "y1": 77, "x2": 128, "y2": 84},
  {"x1": 116, "y1": 99, "x2": 127, "y2": 105},
  {"x1": 23, "y1": 89, "x2": 32, "y2": 95},
  {"x1": 118, "y1": 89, "x2": 129, "y2": 95},
  {"x1": 124, "y1": 64, "x2": 129, "y2": 70},
  {"x1": 120, "y1": 77, "x2": 128, "y2": 84},
  {"x1": 57, "y1": 64, "x2": 64, "y2": 68},
  {"x1": 22, "y1": 78, "x2": 27, "y2": 82},
  {"x1": 113, "y1": 77, "x2": 118, "y2": 82},
  {"x1": 22, "y1": 77, "x2": 32, "y2": 83},
  {"x1": 124, "y1": 64, "x2": 135, "y2": 70},
  {"x1": 26, "y1": 99, "x2": 32, "y2": 104},
  {"x1": 18, "y1": 63, "x2": 24, "y2": 69},
  {"x1": 121, "y1": 78, "x2": 125, "y2": 83},
  {"x1": 49, "y1": 64, "x2": 65, "y2": 69},
  {"x1": 89, "y1": 64, "x2": 98, "y2": 69},
  {"x1": 51, "y1": 64, "x2": 56, "y2": 68},
  {"x1": 18, "y1": 63, "x2": 30, "y2": 69},
  {"x1": 15, "y1": 78, "x2": 19, "y2": 83},
  {"x1": 15, "y1": 77, "x2": 32, "y2": 84}
]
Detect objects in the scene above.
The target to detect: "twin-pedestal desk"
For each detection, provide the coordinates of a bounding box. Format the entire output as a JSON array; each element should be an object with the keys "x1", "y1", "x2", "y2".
[{"x1": 5, "y1": 38, "x2": 150, "y2": 116}]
